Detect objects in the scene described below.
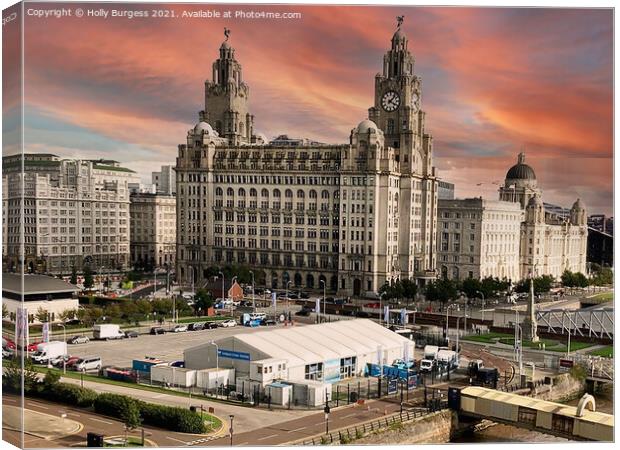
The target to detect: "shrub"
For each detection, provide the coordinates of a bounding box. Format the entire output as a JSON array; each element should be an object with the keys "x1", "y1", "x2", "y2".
[
  {"x1": 42, "y1": 382, "x2": 98, "y2": 407},
  {"x1": 138, "y1": 401, "x2": 206, "y2": 434},
  {"x1": 94, "y1": 393, "x2": 139, "y2": 418}
]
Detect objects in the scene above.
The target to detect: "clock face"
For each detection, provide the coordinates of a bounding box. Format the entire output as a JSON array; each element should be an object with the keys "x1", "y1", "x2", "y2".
[{"x1": 381, "y1": 91, "x2": 400, "y2": 112}]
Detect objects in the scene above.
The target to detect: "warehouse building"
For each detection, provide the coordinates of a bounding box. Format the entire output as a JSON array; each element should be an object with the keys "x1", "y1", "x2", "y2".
[{"x1": 183, "y1": 319, "x2": 414, "y2": 406}]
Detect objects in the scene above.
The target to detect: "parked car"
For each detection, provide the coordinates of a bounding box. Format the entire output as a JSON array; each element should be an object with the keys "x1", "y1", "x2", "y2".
[
  {"x1": 188, "y1": 322, "x2": 205, "y2": 331},
  {"x1": 261, "y1": 319, "x2": 277, "y2": 326},
  {"x1": 150, "y1": 327, "x2": 166, "y2": 335},
  {"x1": 298, "y1": 292, "x2": 310, "y2": 299},
  {"x1": 68, "y1": 335, "x2": 90, "y2": 345},
  {"x1": 172, "y1": 324, "x2": 188, "y2": 333},
  {"x1": 295, "y1": 309, "x2": 310, "y2": 316},
  {"x1": 2, "y1": 337, "x2": 16, "y2": 350},
  {"x1": 61, "y1": 356, "x2": 81, "y2": 369},
  {"x1": 73, "y1": 356, "x2": 102, "y2": 372},
  {"x1": 218, "y1": 319, "x2": 237, "y2": 328},
  {"x1": 2, "y1": 348, "x2": 14, "y2": 359},
  {"x1": 355, "y1": 311, "x2": 370, "y2": 318},
  {"x1": 124, "y1": 330, "x2": 139, "y2": 338},
  {"x1": 27, "y1": 341, "x2": 42, "y2": 352},
  {"x1": 206, "y1": 322, "x2": 219, "y2": 329}
]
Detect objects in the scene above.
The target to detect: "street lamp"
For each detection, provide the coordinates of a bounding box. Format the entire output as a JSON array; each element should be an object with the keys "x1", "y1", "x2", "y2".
[
  {"x1": 476, "y1": 290, "x2": 485, "y2": 322},
  {"x1": 445, "y1": 304, "x2": 458, "y2": 345},
  {"x1": 285, "y1": 280, "x2": 293, "y2": 321},
  {"x1": 319, "y1": 280, "x2": 326, "y2": 324},
  {"x1": 250, "y1": 270, "x2": 255, "y2": 313},
  {"x1": 210, "y1": 341, "x2": 219, "y2": 396},
  {"x1": 218, "y1": 271, "x2": 226, "y2": 301},
  {"x1": 229, "y1": 415, "x2": 234, "y2": 446},
  {"x1": 230, "y1": 276, "x2": 237, "y2": 318},
  {"x1": 379, "y1": 291, "x2": 386, "y2": 327},
  {"x1": 57, "y1": 323, "x2": 67, "y2": 374},
  {"x1": 455, "y1": 314, "x2": 469, "y2": 355}
]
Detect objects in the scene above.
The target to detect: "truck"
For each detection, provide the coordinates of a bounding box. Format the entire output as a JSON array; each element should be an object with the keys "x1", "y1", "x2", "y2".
[
  {"x1": 420, "y1": 345, "x2": 440, "y2": 373},
  {"x1": 31, "y1": 341, "x2": 67, "y2": 364},
  {"x1": 423, "y1": 345, "x2": 439, "y2": 360},
  {"x1": 436, "y1": 349, "x2": 459, "y2": 370},
  {"x1": 93, "y1": 324, "x2": 125, "y2": 340}
]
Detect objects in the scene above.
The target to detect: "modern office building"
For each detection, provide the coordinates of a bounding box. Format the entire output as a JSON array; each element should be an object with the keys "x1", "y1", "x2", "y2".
[
  {"x1": 438, "y1": 180, "x2": 455, "y2": 200},
  {"x1": 2, "y1": 154, "x2": 137, "y2": 274},
  {"x1": 129, "y1": 192, "x2": 176, "y2": 269},
  {"x1": 175, "y1": 22, "x2": 439, "y2": 297}
]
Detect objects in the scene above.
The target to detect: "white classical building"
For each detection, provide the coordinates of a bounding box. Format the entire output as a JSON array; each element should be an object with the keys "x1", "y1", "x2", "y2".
[
  {"x1": 176, "y1": 22, "x2": 439, "y2": 297},
  {"x1": 2, "y1": 154, "x2": 138, "y2": 274},
  {"x1": 437, "y1": 153, "x2": 588, "y2": 282},
  {"x1": 130, "y1": 192, "x2": 176, "y2": 269}
]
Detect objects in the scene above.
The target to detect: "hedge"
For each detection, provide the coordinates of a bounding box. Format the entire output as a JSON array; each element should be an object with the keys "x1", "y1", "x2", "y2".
[
  {"x1": 39, "y1": 382, "x2": 98, "y2": 407},
  {"x1": 138, "y1": 400, "x2": 206, "y2": 434},
  {"x1": 94, "y1": 393, "x2": 206, "y2": 434}
]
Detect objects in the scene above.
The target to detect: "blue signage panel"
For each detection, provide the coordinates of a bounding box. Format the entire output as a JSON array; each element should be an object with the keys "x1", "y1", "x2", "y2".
[
  {"x1": 324, "y1": 358, "x2": 341, "y2": 383},
  {"x1": 388, "y1": 378, "x2": 398, "y2": 394},
  {"x1": 218, "y1": 349, "x2": 251, "y2": 361}
]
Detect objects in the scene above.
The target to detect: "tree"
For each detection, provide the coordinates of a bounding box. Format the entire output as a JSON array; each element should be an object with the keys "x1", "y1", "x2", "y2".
[
  {"x1": 194, "y1": 289, "x2": 214, "y2": 315},
  {"x1": 42, "y1": 369, "x2": 61, "y2": 391},
  {"x1": 400, "y1": 279, "x2": 418, "y2": 304},
  {"x1": 70, "y1": 266, "x2": 78, "y2": 285},
  {"x1": 461, "y1": 278, "x2": 482, "y2": 299},
  {"x1": 58, "y1": 309, "x2": 77, "y2": 323},
  {"x1": 425, "y1": 279, "x2": 459, "y2": 306},
  {"x1": 591, "y1": 266, "x2": 613, "y2": 286},
  {"x1": 2, "y1": 358, "x2": 40, "y2": 394},
  {"x1": 515, "y1": 275, "x2": 554, "y2": 295},
  {"x1": 83, "y1": 265, "x2": 94, "y2": 289},
  {"x1": 573, "y1": 272, "x2": 589, "y2": 288},
  {"x1": 35, "y1": 307, "x2": 50, "y2": 323},
  {"x1": 2, "y1": 303, "x2": 8, "y2": 320},
  {"x1": 561, "y1": 270, "x2": 575, "y2": 287}
]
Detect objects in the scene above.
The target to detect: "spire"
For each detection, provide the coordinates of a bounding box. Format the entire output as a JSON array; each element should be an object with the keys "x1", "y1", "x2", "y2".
[
  {"x1": 517, "y1": 152, "x2": 525, "y2": 164},
  {"x1": 391, "y1": 15, "x2": 408, "y2": 50}
]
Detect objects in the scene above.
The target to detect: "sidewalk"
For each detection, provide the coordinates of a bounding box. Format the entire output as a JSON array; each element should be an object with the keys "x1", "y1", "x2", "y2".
[{"x1": 2, "y1": 404, "x2": 82, "y2": 439}]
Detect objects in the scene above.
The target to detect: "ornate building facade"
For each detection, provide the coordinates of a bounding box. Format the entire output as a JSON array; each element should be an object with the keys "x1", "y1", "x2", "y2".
[
  {"x1": 175, "y1": 22, "x2": 439, "y2": 296},
  {"x1": 437, "y1": 153, "x2": 588, "y2": 282}
]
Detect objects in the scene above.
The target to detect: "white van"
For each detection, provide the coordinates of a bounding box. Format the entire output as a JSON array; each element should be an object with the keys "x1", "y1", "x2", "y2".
[
  {"x1": 249, "y1": 312, "x2": 267, "y2": 321},
  {"x1": 74, "y1": 356, "x2": 102, "y2": 372}
]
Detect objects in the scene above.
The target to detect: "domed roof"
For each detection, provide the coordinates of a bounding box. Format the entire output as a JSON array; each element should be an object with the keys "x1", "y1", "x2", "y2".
[
  {"x1": 220, "y1": 40, "x2": 231, "y2": 50},
  {"x1": 527, "y1": 194, "x2": 544, "y2": 208},
  {"x1": 572, "y1": 198, "x2": 585, "y2": 210},
  {"x1": 506, "y1": 152, "x2": 536, "y2": 180},
  {"x1": 194, "y1": 121, "x2": 215, "y2": 135},
  {"x1": 356, "y1": 119, "x2": 379, "y2": 134},
  {"x1": 392, "y1": 28, "x2": 407, "y2": 43}
]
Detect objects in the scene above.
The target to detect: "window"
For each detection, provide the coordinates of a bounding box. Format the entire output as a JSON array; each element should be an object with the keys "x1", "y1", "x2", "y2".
[{"x1": 305, "y1": 362, "x2": 323, "y2": 381}]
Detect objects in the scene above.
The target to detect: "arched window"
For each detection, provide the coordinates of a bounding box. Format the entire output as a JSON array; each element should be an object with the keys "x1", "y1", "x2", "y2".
[
  {"x1": 285, "y1": 189, "x2": 293, "y2": 198},
  {"x1": 249, "y1": 188, "x2": 257, "y2": 197},
  {"x1": 296, "y1": 190, "x2": 305, "y2": 198},
  {"x1": 238, "y1": 188, "x2": 246, "y2": 197},
  {"x1": 239, "y1": 122, "x2": 244, "y2": 136},
  {"x1": 309, "y1": 190, "x2": 317, "y2": 199},
  {"x1": 215, "y1": 187, "x2": 223, "y2": 196},
  {"x1": 321, "y1": 190, "x2": 329, "y2": 199},
  {"x1": 387, "y1": 118, "x2": 395, "y2": 134},
  {"x1": 261, "y1": 188, "x2": 269, "y2": 197},
  {"x1": 273, "y1": 189, "x2": 281, "y2": 198},
  {"x1": 227, "y1": 187, "x2": 234, "y2": 196}
]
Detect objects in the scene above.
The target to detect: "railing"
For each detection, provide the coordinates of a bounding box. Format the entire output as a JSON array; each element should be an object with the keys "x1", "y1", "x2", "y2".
[{"x1": 297, "y1": 407, "x2": 444, "y2": 445}]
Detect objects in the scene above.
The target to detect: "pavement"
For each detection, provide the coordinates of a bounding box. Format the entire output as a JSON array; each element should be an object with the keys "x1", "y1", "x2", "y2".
[{"x1": 2, "y1": 403, "x2": 82, "y2": 442}]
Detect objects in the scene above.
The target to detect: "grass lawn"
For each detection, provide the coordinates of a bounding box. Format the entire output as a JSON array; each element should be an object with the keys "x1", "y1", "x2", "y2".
[
  {"x1": 592, "y1": 292, "x2": 613, "y2": 301},
  {"x1": 462, "y1": 332, "x2": 512, "y2": 344},
  {"x1": 588, "y1": 346, "x2": 614, "y2": 358},
  {"x1": 33, "y1": 366, "x2": 250, "y2": 411},
  {"x1": 497, "y1": 337, "x2": 595, "y2": 352},
  {"x1": 104, "y1": 436, "x2": 147, "y2": 447}
]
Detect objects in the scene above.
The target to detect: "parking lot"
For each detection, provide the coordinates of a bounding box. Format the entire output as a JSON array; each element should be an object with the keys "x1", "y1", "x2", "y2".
[{"x1": 66, "y1": 322, "x2": 281, "y2": 368}]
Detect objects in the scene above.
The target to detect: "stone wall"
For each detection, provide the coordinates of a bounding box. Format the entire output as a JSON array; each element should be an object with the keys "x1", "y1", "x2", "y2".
[
  {"x1": 534, "y1": 373, "x2": 585, "y2": 403},
  {"x1": 352, "y1": 410, "x2": 453, "y2": 445}
]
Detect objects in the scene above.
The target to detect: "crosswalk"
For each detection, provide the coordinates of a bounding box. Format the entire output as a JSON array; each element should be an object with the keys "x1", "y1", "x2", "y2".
[{"x1": 185, "y1": 435, "x2": 223, "y2": 446}]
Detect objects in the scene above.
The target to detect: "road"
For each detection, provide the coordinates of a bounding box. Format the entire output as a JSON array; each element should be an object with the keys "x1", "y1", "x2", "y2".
[{"x1": 2, "y1": 394, "x2": 221, "y2": 448}]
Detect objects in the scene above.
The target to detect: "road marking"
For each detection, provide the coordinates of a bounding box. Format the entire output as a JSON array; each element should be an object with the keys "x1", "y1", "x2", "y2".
[
  {"x1": 342, "y1": 412, "x2": 359, "y2": 419},
  {"x1": 28, "y1": 402, "x2": 49, "y2": 410},
  {"x1": 89, "y1": 417, "x2": 114, "y2": 425},
  {"x1": 288, "y1": 425, "x2": 308, "y2": 432},
  {"x1": 67, "y1": 412, "x2": 81, "y2": 417},
  {"x1": 166, "y1": 436, "x2": 187, "y2": 444},
  {"x1": 258, "y1": 434, "x2": 278, "y2": 441}
]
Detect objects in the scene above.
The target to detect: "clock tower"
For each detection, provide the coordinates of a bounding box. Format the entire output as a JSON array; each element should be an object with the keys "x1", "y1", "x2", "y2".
[{"x1": 368, "y1": 19, "x2": 429, "y2": 176}]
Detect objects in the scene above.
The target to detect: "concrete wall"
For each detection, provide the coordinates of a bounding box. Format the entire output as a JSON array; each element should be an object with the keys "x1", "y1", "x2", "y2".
[{"x1": 353, "y1": 410, "x2": 453, "y2": 445}]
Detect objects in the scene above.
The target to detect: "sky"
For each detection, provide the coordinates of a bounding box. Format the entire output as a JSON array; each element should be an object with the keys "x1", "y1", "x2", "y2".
[{"x1": 5, "y1": 3, "x2": 613, "y2": 214}]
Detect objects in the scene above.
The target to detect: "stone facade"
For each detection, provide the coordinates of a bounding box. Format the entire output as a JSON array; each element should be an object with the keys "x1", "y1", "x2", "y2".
[
  {"x1": 437, "y1": 198, "x2": 523, "y2": 281},
  {"x1": 130, "y1": 193, "x2": 176, "y2": 269},
  {"x1": 175, "y1": 23, "x2": 439, "y2": 297},
  {"x1": 437, "y1": 153, "x2": 587, "y2": 282},
  {"x1": 151, "y1": 165, "x2": 176, "y2": 195},
  {"x1": 2, "y1": 153, "x2": 137, "y2": 274}
]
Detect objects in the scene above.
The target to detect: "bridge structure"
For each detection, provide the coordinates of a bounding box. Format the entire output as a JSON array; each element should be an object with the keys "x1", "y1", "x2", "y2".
[
  {"x1": 450, "y1": 386, "x2": 613, "y2": 441},
  {"x1": 536, "y1": 307, "x2": 613, "y2": 340}
]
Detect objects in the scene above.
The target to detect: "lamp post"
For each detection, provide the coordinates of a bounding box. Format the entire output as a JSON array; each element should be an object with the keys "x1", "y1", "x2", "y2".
[
  {"x1": 446, "y1": 304, "x2": 458, "y2": 345},
  {"x1": 219, "y1": 271, "x2": 226, "y2": 301},
  {"x1": 476, "y1": 290, "x2": 485, "y2": 322},
  {"x1": 250, "y1": 270, "x2": 255, "y2": 313},
  {"x1": 456, "y1": 314, "x2": 468, "y2": 355},
  {"x1": 230, "y1": 276, "x2": 237, "y2": 318},
  {"x1": 379, "y1": 292, "x2": 386, "y2": 327},
  {"x1": 210, "y1": 341, "x2": 219, "y2": 396},
  {"x1": 57, "y1": 323, "x2": 67, "y2": 374},
  {"x1": 516, "y1": 324, "x2": 523, "y2": 377},
  {"x1": 319, "y1": 280, "x2": 326, "y2": 324},
  {"x1": 229, "y1": 415, "x2": 234, "y2": 446},
  {"x1": 286, "y1": 280, "x2": 292, "y2": 321}
]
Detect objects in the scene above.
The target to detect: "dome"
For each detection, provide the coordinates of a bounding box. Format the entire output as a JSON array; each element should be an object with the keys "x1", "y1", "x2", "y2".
[
  {"x1": 356, "y1": 119, "x2": 379, "y2": 134},
  {"x1": 572, "y1": 198, "x2": 585, "y2": 210},
  {"x1": 506, "y1": 152, "x2": 536, "y2": 180},
  {"x1": 220, "y1": 40, "x2": 231, "y2": 50},
  {"x1": 527, "y1": 194, "x2": 544, "y2": 208},
  {"x1": 193, "y1": 121, "x2": 215, "y2": 135},
  {"x1": 392, "y1": 28, "x2": 407, "y2": 43}
]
